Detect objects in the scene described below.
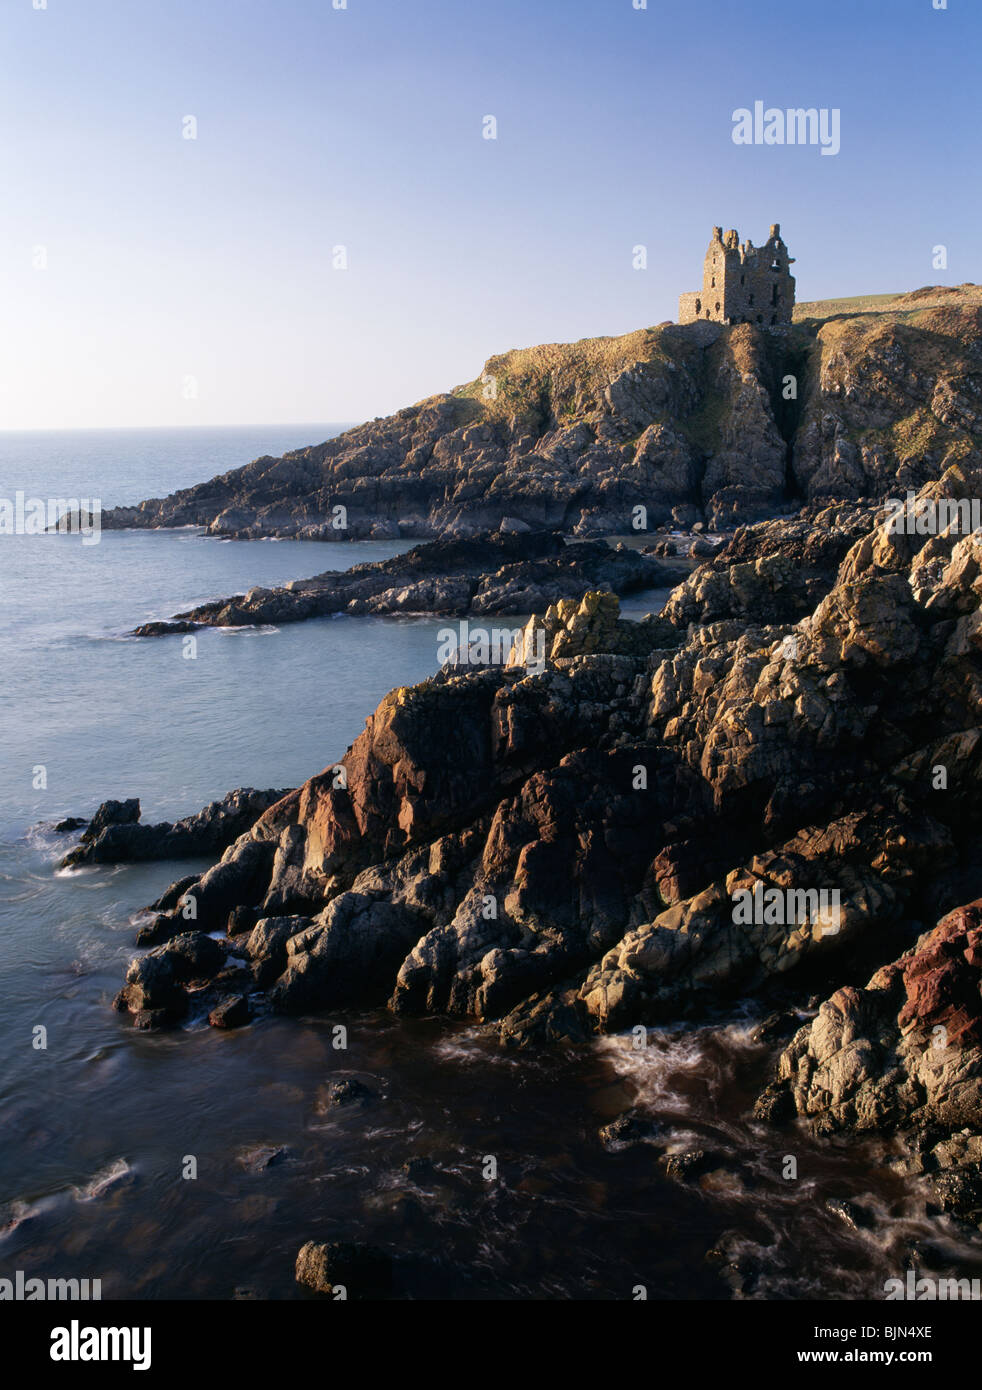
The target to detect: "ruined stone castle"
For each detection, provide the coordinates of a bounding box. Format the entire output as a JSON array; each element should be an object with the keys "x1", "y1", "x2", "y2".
[{"x1": 678, "y1": 224, "x2": 795, "y2": 328}]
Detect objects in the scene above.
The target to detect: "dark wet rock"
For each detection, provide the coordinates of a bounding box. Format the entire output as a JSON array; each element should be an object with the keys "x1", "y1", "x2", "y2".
[
  {"x1": 824, "y1": 1197, "x2": 870, "y2": 1232},
  {"x1": 752, "y1": 1083, "x2": 796, "y2": 1127},
  {"x1": 402, "y1": 1157, "x2": 436, "y2": 1182},
  {"x1": 82, "y1": 798, "x2": 141, "y2": 842},
  {"x1": 161, "y1": 931, "x2": 227, "y2": 982},
  {"x1": 930, "y1": 1165, "x2": 982, "y2": 1220},
  {"x1": 705, "y1": 1230, "x2": 763, "y2": 1296},
  {"x1": 146, "y1": 875, "x2": 200, "y2": 914},
  {"x1": 54, "y1": 816, "x2": 87, "y2": 833},
  {"x1": 239, "y1": 1145, "x2": 288, "y2": 1173},
  {"x1": 213, "y1": 956, "x2": 252, "y2": 986},
  {"x1": 295, "y1": 1240, "x2": 393, "y2": 1298},
  {"x1": 269, "y1": 895, "x2": 428, "y2": 1014},
  {"x1": 116, "y1": 932, "x2": 226, "y2": 1025},
  {"x1": 705, "y1": 1230, "x2": 746, "y2": 1264},
  {"x1": 134, "y1": 914, "x2": 183, "y2": 948},
  {"x1": 187, "y1": 838, "x2": 280, "y2": 933},
  {"x1": 131, "y1": 1007, "x2": 184, "y2": 1031},
  {"x1": 598, "y1": 1110, "x2": 664, "y2": 1150},
  {"x1": 120, "y1": 954, "x2": 182, "y2": 1014},
  {"x1": 660, "y1": 1149, "x2": 711, "y2": 1182},
  {"x1": 227, "y1": 905, "x2": 259, "y2": 938},
  {"x1": 208, "y1": 995, "x2": 251, "y2": 1029},
  {"x1": 63, "y1": 788, "x2": 291, "y2": 867},
  {"x1": 325, "y1": 1078, "x2": 375, "y2": 1108},
  {"x1": 750, "y1": 1010, "x2": 801, "y2": 1046},
  {"x1": 245, "y1": 915, "x2": 312, "y2": 988},
  {"x1": 130, "y1": 619, "x2": 200, "y2": 637}
]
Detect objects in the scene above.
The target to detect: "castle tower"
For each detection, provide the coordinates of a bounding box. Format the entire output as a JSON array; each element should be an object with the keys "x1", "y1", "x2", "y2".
[{"x1": 678, "y1": 223, "x2": 795, "y2": 328}]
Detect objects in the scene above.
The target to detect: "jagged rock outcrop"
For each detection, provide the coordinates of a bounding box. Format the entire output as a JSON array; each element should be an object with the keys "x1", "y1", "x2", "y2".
[
  {"x1": 110, "y1": 466, "x2": 982, "y2": 1194},
  {"x1": 63, "y1": 788, "x2": 291, "y2": 867},
  {"x1": 128, "y1": 530, "x2": 684, "y2": 634},
  {"x1": 753, "y1": 901, "x2": 982, "y2": 1222},
  {"x1": 101, "y1": 287, "x2": 982, "y2": 543},
  {"x1": 756, "y1": 901, "x2": 982, "y2": 1135},
  {"x1": 792, "y1": 294, "x2": 982, "y2": 502}
]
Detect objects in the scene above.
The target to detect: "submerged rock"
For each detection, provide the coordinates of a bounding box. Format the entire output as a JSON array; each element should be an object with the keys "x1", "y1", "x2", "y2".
[
  {"x1": 294, "y1": 1240, "x2": 393, "y2": 1298},
  {"x1": 239, "y1": 1145, "x2": 289, "y2": 1173},
  {"x1": 208, "y1": 995, "x2": 251, "y2": 1029},
  {"x1": 323, "y1": 1078, "x2": 376, "y2": 1108}
]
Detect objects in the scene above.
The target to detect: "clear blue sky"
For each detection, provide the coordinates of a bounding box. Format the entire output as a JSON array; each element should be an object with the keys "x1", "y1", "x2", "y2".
[{"x1": 0, "y1": 0, "x2": 976, "y2": 430}]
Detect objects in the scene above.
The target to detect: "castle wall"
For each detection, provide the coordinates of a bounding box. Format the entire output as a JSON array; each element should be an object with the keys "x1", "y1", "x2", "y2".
[
  {"x1": 678, "y1": 291, "x2": 702, "y2": 325},
  {"x1": 678, "y1": 224, "x2": 795, "y2": 328}
]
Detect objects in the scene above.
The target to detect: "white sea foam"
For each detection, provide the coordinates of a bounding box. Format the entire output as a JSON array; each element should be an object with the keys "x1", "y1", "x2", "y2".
[{"x1": 72, "y1": 1157, "x2": 132, "y2": 1202}]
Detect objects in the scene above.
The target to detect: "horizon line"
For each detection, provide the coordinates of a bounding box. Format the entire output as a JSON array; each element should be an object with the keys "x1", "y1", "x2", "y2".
[{"x1": 0, "y1": 420, "x2": 358, "y2": 436}]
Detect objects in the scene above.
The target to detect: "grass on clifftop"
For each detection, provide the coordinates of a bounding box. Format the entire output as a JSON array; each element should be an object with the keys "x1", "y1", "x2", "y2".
[
  {"x1": 452, "y1": 326, "x2": 672, "y2": 426},
  {"x1": 443, "y1": 285, "x2": 980, "y2": 444},
  {"x1": 795, "y1": 284, "x2": 981, "y2": 322}
]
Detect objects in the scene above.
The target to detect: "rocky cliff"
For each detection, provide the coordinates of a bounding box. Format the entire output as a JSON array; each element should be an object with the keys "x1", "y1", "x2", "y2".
[
  {"x1": 102, "y1": 285, "x2": 982, "y2": 540},
  {"x1": 111, "y1": 467, "x2": 982, "y2": 1212},
  {"x1": 96, "y1": 287, "x2": 982, "y2": 1222}
]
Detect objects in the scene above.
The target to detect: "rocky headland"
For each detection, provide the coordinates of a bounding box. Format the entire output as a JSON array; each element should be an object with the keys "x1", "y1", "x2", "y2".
[
  {"x1": 83, "y1": 284, "x2": 982, "y2": 1235},
  {"x1": 102, "y1": 286, "x2": 982, "y2": 541},
  {"x1": 99, "y1": 463, "x2": 982, "y2": 1222}
]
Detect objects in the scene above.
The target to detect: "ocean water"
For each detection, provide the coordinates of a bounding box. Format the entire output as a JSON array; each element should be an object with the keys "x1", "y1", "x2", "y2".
[{"x1": 0, "y1": 427, "x2": 978, "y2": 1300}]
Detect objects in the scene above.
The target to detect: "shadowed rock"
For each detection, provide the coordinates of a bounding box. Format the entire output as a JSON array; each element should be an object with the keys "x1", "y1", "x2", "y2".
[{"x1": 62, "y1": 788, "x2": 292, "y2": 867}]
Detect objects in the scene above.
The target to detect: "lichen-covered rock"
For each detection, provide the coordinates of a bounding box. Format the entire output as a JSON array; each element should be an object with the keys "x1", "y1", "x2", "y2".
[{"x1": 756, "y1": 902, "x2": 982, "y2": 1138}]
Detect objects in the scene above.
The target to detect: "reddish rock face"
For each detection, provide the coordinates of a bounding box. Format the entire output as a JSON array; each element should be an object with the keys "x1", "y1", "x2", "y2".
[{"x1": 897, "y1": 904, "x2": 982, "y2": 1050}]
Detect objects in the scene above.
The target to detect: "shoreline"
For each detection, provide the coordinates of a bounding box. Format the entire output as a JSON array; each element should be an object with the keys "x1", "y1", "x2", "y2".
[{"x1": 47, "y1": 485, "x2": 982, "y2": 1249}]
